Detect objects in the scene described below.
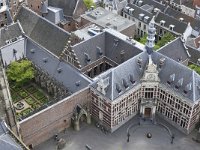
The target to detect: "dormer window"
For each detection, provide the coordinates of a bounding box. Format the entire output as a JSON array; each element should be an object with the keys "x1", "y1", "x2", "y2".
[
  {"x1": 122, "y1": 79, "x2": 129, "y2": 89},
  {"x1": 129, "y1": 8, "x2": 134, "y2": 15},
  {"x1": 116, "y1": 83, "x2": 122, "y2": 93},
  {"x1": 169, "y1": 25, "x2": 175, "y2": 31},
  {"x1": 43, "y1": 58, "x2": 48, "y2": 63},
  {"x1": 129, "y1": 74, "x2": 135, "y2": 84},
  {"x1": 30, "y1": 49, "x2": 35, "y2": 53},
  {"x1": 97, "y1": 46, "x2": 103, "y2": 56},
  {"x1": 160, "y1": 20, "x2": 165, "y2": 26},
  {"x1": 144, "y1": 16, "x2": 150, "y2": 23},
  {"x1": 84, "y1": 53, "x2": 91, "y2": 62},
  {"x1": 57, "y1": 68, "x2": 62, "y2": 73},
  {"x1": 139, "y1": 13, "x2": 145, "y2": 20}
]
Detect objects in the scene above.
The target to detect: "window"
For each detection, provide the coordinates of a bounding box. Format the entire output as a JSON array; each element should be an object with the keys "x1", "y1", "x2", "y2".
[
  {"x1": 138, "y1": 22, "x2": 141, "y2": 28},
  {"x1": 143, "y1": 25, "x2": 146, "y2": 30}
]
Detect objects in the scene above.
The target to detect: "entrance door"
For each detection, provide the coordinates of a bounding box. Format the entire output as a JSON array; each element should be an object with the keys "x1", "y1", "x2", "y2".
[{"x1": 144, "y1": 108, "x2": 151, "y2": 118}]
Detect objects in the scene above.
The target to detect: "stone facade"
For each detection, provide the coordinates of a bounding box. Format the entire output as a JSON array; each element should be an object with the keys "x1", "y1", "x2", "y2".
[{"x1": 19, "y1": 88, "x2": 90, "y2": 147}]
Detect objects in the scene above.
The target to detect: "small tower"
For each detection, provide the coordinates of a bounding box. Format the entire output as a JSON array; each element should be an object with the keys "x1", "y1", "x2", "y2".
[{"x1": 146, "y1": 16, "x2": 156, "y2": 54}]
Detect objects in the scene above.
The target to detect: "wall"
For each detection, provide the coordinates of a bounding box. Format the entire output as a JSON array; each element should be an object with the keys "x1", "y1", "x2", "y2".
[
  {"x1": 0, "y1": 38, "x2": 25, "y2": 66},
  {"x1": 19, "y1": 88, "x2": 90, "y2": 147},
  {"x1": 26, "y1": 0, "x2": 43, "y2": 15}
]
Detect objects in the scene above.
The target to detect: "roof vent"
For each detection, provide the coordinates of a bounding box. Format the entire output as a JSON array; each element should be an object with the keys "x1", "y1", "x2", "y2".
[
  {"x1": 116, "y1": 83, "x2": 122, "y2": 93},
  {"x1": 57, "y1": 68, "x2": 62, "y2": 73},
  {"x1": 122, "y1": 79, "x2": 129, "y2": 89},
  {"x1": 84, "y1": 53, "x2": 91, "y2": 62},
  {"x1": 139, "y1": 13, "x2": 145, "y2": 20},
  {"x1": 75, "y1": 81, "x2": 81, "y2": 86},
  {"x1": 43, "y1": 58, "x2": 48, "y2": 63},
  {"x1": 30, "y1": 49, "x2": 35, "y2": 54}
]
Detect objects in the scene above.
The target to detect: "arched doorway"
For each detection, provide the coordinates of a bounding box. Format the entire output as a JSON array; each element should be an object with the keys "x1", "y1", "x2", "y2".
[
  {"x1": 144, "y1": 107, "x2": 152, "y2": 118},
  {"x1": 72, "y1": 104, "x2": 91, "y2": 131}
]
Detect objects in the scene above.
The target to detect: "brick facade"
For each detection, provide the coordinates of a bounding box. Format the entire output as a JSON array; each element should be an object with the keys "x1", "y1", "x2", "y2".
[{"x1": 19, "y1": 88, "x2": 90, "y2": 147}]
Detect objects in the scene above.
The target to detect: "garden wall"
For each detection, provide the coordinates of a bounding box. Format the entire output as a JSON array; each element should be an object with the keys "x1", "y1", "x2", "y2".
[{"x1": 19, "y1": 87, "x2": 90, "y2": 147}]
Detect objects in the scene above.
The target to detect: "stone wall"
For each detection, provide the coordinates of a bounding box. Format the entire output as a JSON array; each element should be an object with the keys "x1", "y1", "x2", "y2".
[{"x1": 19, "y1": 87, "x2": 90, "y2": 147}]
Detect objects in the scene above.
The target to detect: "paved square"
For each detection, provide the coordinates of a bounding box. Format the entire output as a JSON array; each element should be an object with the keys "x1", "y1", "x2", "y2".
[{"x1": 35, "y1": 116, "x2": 200, "y2": 150}]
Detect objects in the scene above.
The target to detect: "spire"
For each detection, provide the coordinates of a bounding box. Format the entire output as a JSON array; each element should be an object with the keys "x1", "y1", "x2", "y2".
[{"x1": 146, "y1": 16, "x2": 156, "y2": 54}]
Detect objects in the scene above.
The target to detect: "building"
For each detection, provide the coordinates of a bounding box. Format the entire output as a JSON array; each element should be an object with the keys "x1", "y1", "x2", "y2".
[
  {"x1": 0, "y1": 120, "x2": 28, "y2": 149},
  {"x1": 104, "y1": 0, "x2": 127, "y2": 14},
  {"x1": 81, "y1": 7, "x2": 136, "y2": 37},
  {"x1": 26, "y1": 0, "x2": 87, "y2": 32},
  {"x1": 1, "y1": 5, "x2": 200, "y2": 149},
  {"x1": 90, "y1": 17, "x2": 200, "y2": 134}
]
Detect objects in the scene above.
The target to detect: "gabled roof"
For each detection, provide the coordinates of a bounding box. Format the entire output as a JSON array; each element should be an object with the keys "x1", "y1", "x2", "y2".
[
  {"x1": 0, "y1": 22, "x2": 22, "y2": 47},
  {"x1": 164, "y1": 6, "x2": 200, "y2": 31},
  {"x1": 158, "y1": 37, "x2": 189, "y2": 63},
  {"x1": 15, "y1": 6, "x2": 70, "y2": 57},
  {"x1": 92, "y1": 50, "x2": 200, "y2": 103},
  {"x1": 123, "y1": 3, "x2": 153, "y2": 24},
  {"x1": 0, "y1": 120, "x2": 23, "y2": 150},
  {"x1": 132, "y1": 0, "x2": 166, "y2": 12},
  {"x1": 155, "y1": 11, "x2": 188, "y2": 34},
  {"x1": 72, "y1": 29, "x2": 143, "y2": 68},
  {"x1": 91, "y1": 51, "x2": 148, "y2": 100},
  {"x1": 48, "y1": 0, "x2": 80, "y2": 17},
  {"x1": 26, "y1": 37, "x2": 91, "y2": 93}
]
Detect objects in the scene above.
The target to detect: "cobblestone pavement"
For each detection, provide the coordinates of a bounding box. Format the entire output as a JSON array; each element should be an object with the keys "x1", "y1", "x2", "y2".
[{"x1": 35, "y1": 116, "x2": 200, "y2": 150}]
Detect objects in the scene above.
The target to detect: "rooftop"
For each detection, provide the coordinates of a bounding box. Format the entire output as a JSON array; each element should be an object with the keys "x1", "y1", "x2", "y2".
[{"x1": 81, "y1": 7, "x2": 135, "y2": 32}]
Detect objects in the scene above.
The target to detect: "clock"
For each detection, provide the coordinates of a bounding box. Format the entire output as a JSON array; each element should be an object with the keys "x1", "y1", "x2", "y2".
[{"x1": 147, "y1": 74, "x2": 155, "y2": 80}]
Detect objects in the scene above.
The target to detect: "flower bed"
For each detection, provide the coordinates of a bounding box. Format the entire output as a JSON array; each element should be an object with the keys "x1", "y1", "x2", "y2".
[
  {"x1": 20, "y1": 108, "x2": 32, "y2": 117},
  {"x1": 26, "y1": 85, "x2": 37, "y2": 94},
  {"x1": 25, "y1": 97, "x2": 35, "y2": 105},
  {"x1": 11, "y1": 92, "x2": 22, "y2": 103},
  {"x1": 33, "y1": 90, "x2": 45, "y2": 100},
  {"x1": 18, "y1": 90, "x2": 29, "y2": 98}
]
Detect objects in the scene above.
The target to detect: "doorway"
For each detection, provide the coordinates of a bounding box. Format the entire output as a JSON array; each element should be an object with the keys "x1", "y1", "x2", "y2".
[{"x1": 144, "y1": 108, "x2": 151, "y2": 118}]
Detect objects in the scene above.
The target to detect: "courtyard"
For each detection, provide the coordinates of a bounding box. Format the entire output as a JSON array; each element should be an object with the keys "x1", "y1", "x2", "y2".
[
  {"x1": 35, "y1": 116, "x2": 200, "y2": 150},
  {"x1": 10, "y1": 82, "x2": 51, "y2": 121}
]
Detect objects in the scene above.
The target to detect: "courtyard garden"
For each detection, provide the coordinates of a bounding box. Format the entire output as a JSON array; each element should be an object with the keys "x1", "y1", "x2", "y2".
[{"x1": 6, "y1": 59, "x2": 51, "y2": 121}]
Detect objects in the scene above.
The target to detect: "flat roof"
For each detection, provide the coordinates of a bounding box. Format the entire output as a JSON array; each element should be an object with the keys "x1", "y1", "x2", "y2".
[{"x1": 81, "y1": 7, "x2": 135, "y2": 32}]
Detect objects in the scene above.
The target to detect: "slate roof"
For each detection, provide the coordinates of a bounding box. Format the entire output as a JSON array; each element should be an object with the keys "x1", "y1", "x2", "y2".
[
  {"x1": 0, "y1": 120, "x2": 23, "y2": 150},
  {"x1": 123, "y1": 3, "x2": 153, "y2": 24},
  {"x1": 186, "y1": 45, "x2": 200, "y2": 64},
  {"x1": 164, "y1": 6, "x2": 200, "y2": 31},
  {"x1": 131, "y1": 0, "x2": 166, "y2": 12},
  {"x1": 15, "y1": 6, "x2": 70, "y2": 57},
  {"x1": 158, "y1": 37, "x2": 189, "y2": 63},
  {"x1": 0, "y1": 22, "x2": 22, "y2": 47},
  {"x1": 155, "y1": 11, "x2": 188, "y2": 34},
  {"x1": 72, "y1": 29, "x2": 143, "y2": 68},
  {"x1": 48, "y1": 0, "x2": 78, "y2": 17},
  {"x1": 91, "y1": 50, "x2": 200, "y2": 102},
  {"x1": 26, "y1": 37, "x2": 91, "y2": 93}
]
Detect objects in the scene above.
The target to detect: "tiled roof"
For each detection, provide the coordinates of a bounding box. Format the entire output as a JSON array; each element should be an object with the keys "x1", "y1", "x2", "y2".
[{"x1": 15, "y1": 6, "x2": 70, "y2": 57}]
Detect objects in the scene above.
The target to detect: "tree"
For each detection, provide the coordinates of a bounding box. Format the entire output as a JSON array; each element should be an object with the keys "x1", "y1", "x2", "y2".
[
  {"x1": 83, "y1": 0, "x2": 96, "y2": 9},
  {"x1": 136, "y1": 32, "x2": 175, "y2": 51},
  {"x1": 6, "y1": 60, "x2": 35, "y2": 86},
  {"x1": 157, "y1": 32, "x2": 175, "y2": 47}
]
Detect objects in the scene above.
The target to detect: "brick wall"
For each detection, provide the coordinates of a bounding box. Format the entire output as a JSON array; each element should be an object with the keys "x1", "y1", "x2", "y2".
[{"x1": 19, "y1": 88, "x2": 90, "y2": 147}]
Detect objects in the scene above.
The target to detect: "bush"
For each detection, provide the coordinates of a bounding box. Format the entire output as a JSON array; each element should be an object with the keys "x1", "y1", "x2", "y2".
[{"x1": 19, "y1": 90, "x2": 29, "y2": 98}]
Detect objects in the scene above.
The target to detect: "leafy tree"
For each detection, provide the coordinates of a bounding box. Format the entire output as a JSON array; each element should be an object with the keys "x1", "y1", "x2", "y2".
[
  {"x1": 6, "y1": 60, "x2": 35, "y2": 86},
  {"x1": 83, "y1": 0, "x2": 96, "y2": 9},
  {"x1": 156, "y1": 32, "x2": 175, "y2": 47},
  {"x1": 136, "y1": 32, "x2": 175, "y2": 51},
  {"x1": 189, "y1": 64, "x2": 200, "y2": 75}
]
